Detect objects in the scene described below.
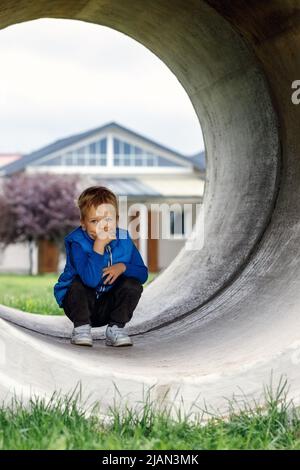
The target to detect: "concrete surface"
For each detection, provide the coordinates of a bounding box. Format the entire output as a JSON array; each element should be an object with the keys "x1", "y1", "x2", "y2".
[{"x1": 1, "y1": 0, "x2": 300, "y2": 420}]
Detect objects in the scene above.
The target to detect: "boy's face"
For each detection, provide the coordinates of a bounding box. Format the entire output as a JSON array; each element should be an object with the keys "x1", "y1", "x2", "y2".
[{"x1": 81, "y1": 203, "x2": 118, "y2": 241}]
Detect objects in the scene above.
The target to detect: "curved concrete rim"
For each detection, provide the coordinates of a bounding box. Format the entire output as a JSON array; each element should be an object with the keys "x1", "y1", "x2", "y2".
[{"x1": 1, "y1": 0, "x2": 300, "y2": 419}]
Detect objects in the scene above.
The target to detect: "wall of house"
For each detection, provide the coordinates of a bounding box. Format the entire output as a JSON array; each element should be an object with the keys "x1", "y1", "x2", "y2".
[
  {"x1": 0, "y1": 242, "x2": 38, "y2": 275},
  {"x1": 0, "y1": 241, "x2": 69, "y2": 275},
  {"x1": 0, "y1": 237, "x2": 185, "y2": 275},
  {"x1": 0, "y1": 199, "x2": 201, "y2": 275}
]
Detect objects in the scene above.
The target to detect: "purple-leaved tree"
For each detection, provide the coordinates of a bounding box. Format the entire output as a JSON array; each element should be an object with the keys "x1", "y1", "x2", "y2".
[{"x1": 0, "y1": 173, "x2": 81, "y2": 275}]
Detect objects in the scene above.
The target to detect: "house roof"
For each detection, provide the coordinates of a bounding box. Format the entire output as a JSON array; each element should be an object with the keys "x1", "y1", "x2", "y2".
[
  {"x1": 0, "y1": 122, "x2": 205, "y2": 176},
  {"x1": 89, "y1": 177, "x2": 162, "y2": 197},
  {"x1": 82, "y1": 176, "x2": 203, "y2": 198}
]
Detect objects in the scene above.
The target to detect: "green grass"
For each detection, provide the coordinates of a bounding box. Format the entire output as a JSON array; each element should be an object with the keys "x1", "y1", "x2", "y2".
[
  {"x1": 0, "y1": 272, "x2": 158, "y2": 315},
  {"x1": 0, "y1": 375, "x2": 300, "y2": 450}
]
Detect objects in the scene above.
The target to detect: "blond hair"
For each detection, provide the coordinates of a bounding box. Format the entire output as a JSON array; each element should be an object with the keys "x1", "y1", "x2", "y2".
[{"x1": 76, "y1": 186, "x2": 119, "y2": 221}]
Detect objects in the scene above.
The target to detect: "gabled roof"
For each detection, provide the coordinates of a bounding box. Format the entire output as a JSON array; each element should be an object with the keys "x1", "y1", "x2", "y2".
[
  {"x1": 0, "y1": 122, "x2": 205, "y2": 176},
  {"x1": 88, "y1": 177, "x2": 162, "y2": 197}
]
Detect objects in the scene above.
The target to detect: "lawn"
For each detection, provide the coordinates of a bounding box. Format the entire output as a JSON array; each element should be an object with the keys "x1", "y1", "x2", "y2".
[
  {"x1": 0, "y1": 376, "x2": 299, "y2": 449},
  {"x1": 0, "y1": 272, "x2": 157, "y2": 315}
]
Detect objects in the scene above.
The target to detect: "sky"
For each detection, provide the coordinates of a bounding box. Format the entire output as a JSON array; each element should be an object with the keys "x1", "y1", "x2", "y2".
[{"x1": 0, "y1": 18, "x2": 204, "y2": 156}]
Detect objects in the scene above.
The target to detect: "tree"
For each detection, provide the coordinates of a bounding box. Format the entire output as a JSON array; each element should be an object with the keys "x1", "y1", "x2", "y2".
[{"x1": 0, "y1": 173, "x2": 80, "y2": 275}]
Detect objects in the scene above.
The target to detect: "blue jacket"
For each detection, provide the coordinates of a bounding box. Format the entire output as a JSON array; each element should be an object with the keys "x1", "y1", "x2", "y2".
[{"x1": 53, "y1": 225, "x2": 148, "y2": 308}]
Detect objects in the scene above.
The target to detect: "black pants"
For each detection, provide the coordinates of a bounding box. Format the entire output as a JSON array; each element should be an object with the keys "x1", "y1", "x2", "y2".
[{"x1": 62, "y1": 274, "x2": 143, "y2": 328}]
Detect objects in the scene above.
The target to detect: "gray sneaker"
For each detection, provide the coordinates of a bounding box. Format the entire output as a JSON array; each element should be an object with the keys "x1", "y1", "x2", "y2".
[
  {"x1": 105, "y1": 324, "x2": 133, "y2": 347},
  {"x1": 71, "y1": 324, "x2": 93, "y2": 347}
]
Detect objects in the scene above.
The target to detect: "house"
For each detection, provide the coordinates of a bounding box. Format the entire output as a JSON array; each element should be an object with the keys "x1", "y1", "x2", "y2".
[{"x1": 0, "y1": 122, "x2": 205, "y2": 274}]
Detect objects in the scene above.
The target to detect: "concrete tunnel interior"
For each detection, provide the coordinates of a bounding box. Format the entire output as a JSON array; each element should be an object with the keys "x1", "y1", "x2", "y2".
[{"x1": 1, "y1": 0, "x2": 300, "y2": 416}]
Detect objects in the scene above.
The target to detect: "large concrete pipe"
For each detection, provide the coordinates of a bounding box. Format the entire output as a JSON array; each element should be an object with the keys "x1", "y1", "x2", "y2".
[{"x1": 1, "y1": 0, "x2": 300, "y2": 418}]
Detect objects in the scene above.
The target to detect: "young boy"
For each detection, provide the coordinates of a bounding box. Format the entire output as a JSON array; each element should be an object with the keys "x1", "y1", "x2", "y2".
[{"x1": 54, "y1": 185, "x2": 148, "y2": 347}]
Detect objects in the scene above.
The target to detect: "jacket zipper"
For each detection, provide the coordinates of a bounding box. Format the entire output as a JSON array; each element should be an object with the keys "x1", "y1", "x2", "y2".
[
  {"x1": 96, "y1": 244, "x2": 112, "y2": 299},
  {"x1": 106, "y1": 244, "x2": 113, "y2": 266}
]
